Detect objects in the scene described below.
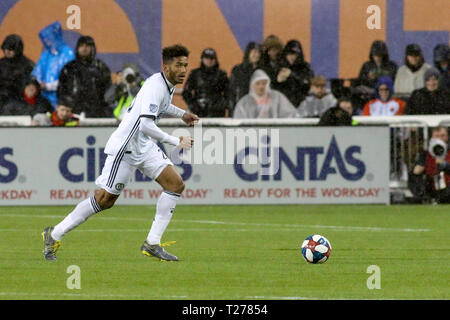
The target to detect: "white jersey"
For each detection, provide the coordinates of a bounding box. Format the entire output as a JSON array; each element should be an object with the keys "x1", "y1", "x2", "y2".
[{"x1": 104, "y1": 72, "x2": 175, "y2": 161}]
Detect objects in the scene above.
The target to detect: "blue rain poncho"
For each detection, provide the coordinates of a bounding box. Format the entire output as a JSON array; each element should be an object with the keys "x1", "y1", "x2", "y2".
[{"x1": 32, "y1": 21, "x2": 74, "y2": 108}]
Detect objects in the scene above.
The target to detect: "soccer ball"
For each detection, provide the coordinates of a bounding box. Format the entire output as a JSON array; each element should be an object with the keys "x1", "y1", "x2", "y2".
[{"x1": 301, "y1": 235, "x2": 332, "y2": 264}]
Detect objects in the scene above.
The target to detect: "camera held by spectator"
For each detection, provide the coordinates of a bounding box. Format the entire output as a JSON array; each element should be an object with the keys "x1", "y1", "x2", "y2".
[
  {"x1": 119, "y1": 67, "x2": 141, "y2": 97},
  {"x1": 105, "y1": 63, "x2": 144, "y2": 120},
  {"x1": 409, "y1": 127, "x2": 450, "y2": 202},
  {"x1": 428, "y1": 137, "x2": 448, "y2": 190},
  {"x1": 429, "y1": 138, "x2": 447, "y2": 159}
]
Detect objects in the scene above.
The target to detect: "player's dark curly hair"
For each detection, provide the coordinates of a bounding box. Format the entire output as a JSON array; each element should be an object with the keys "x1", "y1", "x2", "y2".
[{"x1": 162, "y1": 44, "x2": 190, "y2": 64}]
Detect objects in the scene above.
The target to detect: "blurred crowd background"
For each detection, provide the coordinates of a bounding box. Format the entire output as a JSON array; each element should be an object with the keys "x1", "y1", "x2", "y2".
[{"x1": 0, "y1": 0, "x2": 448, "y2": 126}]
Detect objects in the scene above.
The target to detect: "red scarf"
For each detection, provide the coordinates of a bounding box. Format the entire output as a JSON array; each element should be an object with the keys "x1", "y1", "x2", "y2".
[{"x1": 23, "y1": 91, "x2": 36, "y2": 105}]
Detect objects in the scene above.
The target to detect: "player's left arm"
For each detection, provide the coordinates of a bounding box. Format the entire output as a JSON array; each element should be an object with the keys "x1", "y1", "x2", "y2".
[
  {"x1": 140, "y1": 117, "x2": 193, "y2": 150},
  {"x1": 166, "y1": 104, "x2": 199, "y2": 126}
]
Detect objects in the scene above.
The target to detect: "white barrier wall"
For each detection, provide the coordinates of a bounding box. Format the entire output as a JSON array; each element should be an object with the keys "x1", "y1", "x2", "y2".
[{"x1": 0, "y1": 126, "x2": 389, "y2": 205}]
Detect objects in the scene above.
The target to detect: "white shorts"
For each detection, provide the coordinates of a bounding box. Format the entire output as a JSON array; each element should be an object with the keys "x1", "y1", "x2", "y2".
[{"x1": 95, "y1": 148, "x2": 173, "y2": 195}]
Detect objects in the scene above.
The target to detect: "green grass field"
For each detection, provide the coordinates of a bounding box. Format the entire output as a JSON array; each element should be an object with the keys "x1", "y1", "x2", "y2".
[{"x1": 0, "y1": 204, "x2": 449, "y2": 300}]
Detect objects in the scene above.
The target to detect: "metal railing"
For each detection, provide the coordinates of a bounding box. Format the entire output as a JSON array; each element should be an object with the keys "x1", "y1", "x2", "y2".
[{"x1": 389, "y1": 122, "x2": 428, "y2": 190}]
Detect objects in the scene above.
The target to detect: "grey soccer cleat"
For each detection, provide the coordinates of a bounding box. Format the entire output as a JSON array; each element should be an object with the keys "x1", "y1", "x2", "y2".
[
  {"x1": 42, "y1": 227, "x2": 61, "y2": 261},
  {"x1": 141, "y1": 241, "x2": 178, "y2": 261}
]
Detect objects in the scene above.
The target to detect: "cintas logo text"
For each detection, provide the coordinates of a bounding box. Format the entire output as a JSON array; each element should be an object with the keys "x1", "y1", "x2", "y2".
[{"x1": 234, "y1": 136, "x2": 366, "y2": 181}]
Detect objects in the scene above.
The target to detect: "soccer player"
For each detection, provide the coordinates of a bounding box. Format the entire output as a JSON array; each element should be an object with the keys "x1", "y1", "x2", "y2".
[{"x1": 42, "y1": 44, "x2": 199, "y2": 261}]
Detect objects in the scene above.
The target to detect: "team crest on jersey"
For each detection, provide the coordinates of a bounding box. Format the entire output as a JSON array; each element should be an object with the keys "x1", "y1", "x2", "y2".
[
  {"x1": 149, "y1": 103, "x2": 158, "y2": 113},
  {"x1": 115, "y1": 183, "x2": 125, "y2": 191}
]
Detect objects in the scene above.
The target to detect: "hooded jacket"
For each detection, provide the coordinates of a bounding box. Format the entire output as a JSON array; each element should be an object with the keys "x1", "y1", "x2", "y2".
[
  {"x1": 260, "y1": 35, "x2": 284, "y2": 84},
  {"x1": 272, "y1": 40, "x2": 314, "y2": 107},
  {"x1": 57, "y1": 36, "x2": 112, "y2": 117},
  {"x1": 228, "y1": 42, "x2": 262, "y2": 113},
  {"x1": 433, "y1": 44, "x2": 449, "y2": 70},
  {"x1": 32, "y1": 21, "x2": 75, "y2": 107},
  {"x1": 362, "y1": 76, "x2": 405, "y2": 116},
  {"x1": 358, "y1": 41, "x2": 398, "y2": 88},
  {"x1": 434, "y1": 44, "x2": 450, "y2": 90},
  {"x1": 233, "y1": 69, "x2": 296, "y2": 119},
  {"x1": 394, "y1": 44, "x2": 431, "y2": 95},
  {"x1": 0, "y1": 34, "x2": 35, "y2": 102},
  {"x1": 1, "y1": 77, "x2": 52, "y2": 116},
  {"x1": 182, "y1": 51, "x2": 229, "y2": 117}
]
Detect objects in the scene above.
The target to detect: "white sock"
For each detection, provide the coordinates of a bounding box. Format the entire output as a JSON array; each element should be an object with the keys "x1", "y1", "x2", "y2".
[
  {"x1": 146, "y1": 191, "x2": 180, "y2": 245},
  {"x1": 51, "y1": 197, "x2": 102, "y2": 240}
]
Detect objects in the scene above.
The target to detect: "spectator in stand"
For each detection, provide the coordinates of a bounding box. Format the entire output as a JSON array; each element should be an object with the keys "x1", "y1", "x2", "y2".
[
  {"x1": 233, "y1": 69, "x2": 296, "y2": 119},
  {"x1": 228, "y1": 42, "x2": 262, "y2": 115},
  {"x1": 394, "y1": 44, "x2": 431, "y2": 96},
  {"x1": 31, "y1": 95, "x2": 79, "y2": 127},
  {"x1": 409, "y1": 126, "x2": 450, "y2": 203},
  {"x1": 58, "y1": 35, "x2": 112, "y2": 118},
  {"x1": 318, "y1": 97, "x2": 355, "y2": 126},
  {"x1": 105, "y1": 63, "x2": 144, "y2": 121},
  {"x1": 273, "y1": 40, "x2": 314, "y2": 107},
  {"x1": 361, "y1": 76, "x2": 405, "y2": 116},
  {"x1": 182, "y1": 48, "x2": 229, "y2": 117},
  {"x1": 405, "y1": 68, "x2": 450, "y2": 115},
  {"x1": 1, "y1": 78, "x2": 52, "y2": 116},
  {"x1": 32, "y1": 21, "x2": 75, "y2": 108},
  {"x1": 297, "y1": 75, "x2": 336, "y2": 118},
  {"x1": 260, "y1": 35, "x2": 283, "y2": 84},
  {"x1": 358, "y1": 40, "x2": 398, "y2": 88},
  {"x1": 0, "y1": 34, "x2": 35, "y2": 107},
  {"x1": 433, "y1": 43, "x2": 450, "y2": 90}
]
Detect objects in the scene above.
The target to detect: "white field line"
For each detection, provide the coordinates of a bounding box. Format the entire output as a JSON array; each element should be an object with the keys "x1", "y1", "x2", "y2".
[
  {"x1": 0, "y1": 292, "x2": 393, "y2": 300},
  {"x1": 0, "y1": 292, "x2": 187, "y2": 299},
  {"x1": 0, "y1": 213, "x2": 431, "y2": 232},
  {"x1": 0, "y1": 228, "x2": 317, "y2": 233},
  {"x1": 175, "y1": 219, "x2": 431, "y2": 232}
]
